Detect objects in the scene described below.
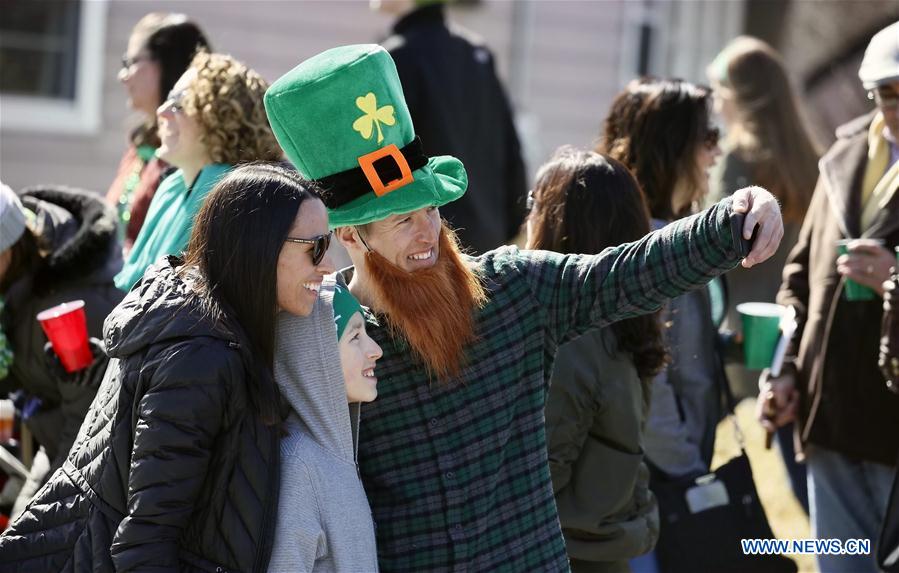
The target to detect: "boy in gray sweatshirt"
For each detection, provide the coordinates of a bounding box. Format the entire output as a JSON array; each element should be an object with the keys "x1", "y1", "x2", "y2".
[{"x1": 269, "y1": 278, "x2": 382, "y2": 572}]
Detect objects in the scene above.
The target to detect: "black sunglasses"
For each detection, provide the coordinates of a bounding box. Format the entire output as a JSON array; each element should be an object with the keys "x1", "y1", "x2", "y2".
[{"x1": 284, "y1": 231, "x2": 332, "y2": 265}]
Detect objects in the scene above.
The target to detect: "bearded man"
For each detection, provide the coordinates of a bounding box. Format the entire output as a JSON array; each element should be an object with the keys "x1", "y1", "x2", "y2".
[{"x1": 264, "y1": 44, "x2": 784, "y2": 572}]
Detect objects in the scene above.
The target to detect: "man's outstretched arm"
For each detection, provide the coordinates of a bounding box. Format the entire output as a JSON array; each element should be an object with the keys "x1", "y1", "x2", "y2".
[{"x1": 515, "y1": 186, "x2": 783, "y2": 346}]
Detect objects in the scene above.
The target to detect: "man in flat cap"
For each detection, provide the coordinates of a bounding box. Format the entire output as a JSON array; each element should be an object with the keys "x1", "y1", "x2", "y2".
[{"x1": 761, "y1": 21, "x2": 899, "y2": 573}]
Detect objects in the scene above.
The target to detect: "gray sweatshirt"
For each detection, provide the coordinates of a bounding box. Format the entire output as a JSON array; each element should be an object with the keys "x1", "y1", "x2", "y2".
[
  {"x1": 268, "y1": 277, "x2": 379, "y2": 573},
  {"x1": 643, "y1": 219, "x2": 723, "y2": 478}
]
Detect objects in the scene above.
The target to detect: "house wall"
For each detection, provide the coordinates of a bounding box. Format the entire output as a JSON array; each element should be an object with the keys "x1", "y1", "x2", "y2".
[{"x1": 0, "y1": 0, "x2": 648, "y2": 193}]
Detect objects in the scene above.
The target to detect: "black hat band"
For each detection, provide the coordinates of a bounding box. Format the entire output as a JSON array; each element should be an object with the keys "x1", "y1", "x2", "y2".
[{"x1": 314, "y1": 136, "x2": 428, "y2": 209}]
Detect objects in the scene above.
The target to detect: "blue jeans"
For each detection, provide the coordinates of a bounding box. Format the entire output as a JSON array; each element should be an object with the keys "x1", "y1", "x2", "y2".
[
  {"x1": 807, "y1": 445, "x2": 894, "y2": 573},
  {"x1": 629, "y1": 550, "x2": 658, "y2": 573},
  {"x1": 776, "y1": 423, "x2": 809, "y2": 514}
]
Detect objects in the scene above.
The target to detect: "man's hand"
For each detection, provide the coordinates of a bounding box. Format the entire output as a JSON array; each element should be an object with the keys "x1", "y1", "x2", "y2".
[
  {"x1": 756, "y1": 368, "x2": 799, "y2": 432},
  {"x1": 43, "y1": 338, "x2": 108, "y2": 387},
  {"x1": 837, "y1": 240, "x2": 894, "y2": 296},
  {"x1": 731, "y1": 187, "x2": 784, "y2": 268}
]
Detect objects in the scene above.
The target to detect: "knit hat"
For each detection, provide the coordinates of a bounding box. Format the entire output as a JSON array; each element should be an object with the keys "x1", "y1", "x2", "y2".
[
  {"x1": 264, "y1": 44, "x2": 467, "y2": 228},
  {"x1": 859, "y1": 21, "x2": 899, "y2": 89},
  {"x1": 0, "y1": 183, "x2": 27, "y2": 253},
  {"x1": 333, "y1": 283, "x2": 364, "y2": 340}
]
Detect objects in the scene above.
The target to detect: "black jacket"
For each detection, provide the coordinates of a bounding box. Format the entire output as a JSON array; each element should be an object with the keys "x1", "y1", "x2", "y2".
[
  {"x1": 0, "y1": 258, "x2": 280, "y2": 573},
  {"x1": 0, "y1": 186, "x2": 124, "y2": 475},
  {"x1": 383, "y1": 4, "x2": 527, "y2": 254}
]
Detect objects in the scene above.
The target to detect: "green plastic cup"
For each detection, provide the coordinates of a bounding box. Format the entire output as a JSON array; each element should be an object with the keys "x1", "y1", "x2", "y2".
[
  {"x1": 836, "y1": 239, "x2": 881, "y2": 301},
  {"x1": 737, "y1": 302, "x2": 784, "y2": 370}
]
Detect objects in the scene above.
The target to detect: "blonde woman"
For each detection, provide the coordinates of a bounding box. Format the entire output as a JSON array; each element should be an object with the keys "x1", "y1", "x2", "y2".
[
  {"x1": 706, "y1": 37, "x2": 821, "y2": 512},
  {"x1": 707, "y1": 36, "x2": 820, "y2": 391},
  {"x1": 115, "y1": 51, "x2": 282, "y2": 291}
]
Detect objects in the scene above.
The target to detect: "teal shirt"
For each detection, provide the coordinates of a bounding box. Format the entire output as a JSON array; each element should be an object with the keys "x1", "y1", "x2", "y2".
[{"x1": 115, "y1": 164, "x2": 230, "y2": 291}]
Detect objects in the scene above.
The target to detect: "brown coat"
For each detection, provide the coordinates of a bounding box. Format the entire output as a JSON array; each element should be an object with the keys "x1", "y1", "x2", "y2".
[{"x1": 777, "y1": 111, "x2": 899, "y2": 466}]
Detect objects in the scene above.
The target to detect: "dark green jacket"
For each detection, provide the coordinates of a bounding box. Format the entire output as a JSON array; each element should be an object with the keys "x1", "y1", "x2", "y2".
[{"x1": 546, "y1": 328, "x2": 658, "y2": 572}]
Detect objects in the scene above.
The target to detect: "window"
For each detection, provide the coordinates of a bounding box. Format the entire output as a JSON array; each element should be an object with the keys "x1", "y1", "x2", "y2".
[
  {"x1": 0, "y1": 0, "x2": 107, "y2": 134},
  {"x1": 1, "y1": 1, "x2": 81, "y2": 99}
]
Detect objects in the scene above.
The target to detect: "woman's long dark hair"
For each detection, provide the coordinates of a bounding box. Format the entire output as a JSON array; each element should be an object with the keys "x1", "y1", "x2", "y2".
[
  {"x1": 182, "y1": 163, "x2": 315, "y2": 424},
  {"x1": 130, "y1": 13, "x2": 210, "y2": 148},
  {"x1": 527, "y1": 146, "x2": 667, "y2": 380},
  {"x1": 599, "y1": 77, "x2": 713, "y2": 221}
]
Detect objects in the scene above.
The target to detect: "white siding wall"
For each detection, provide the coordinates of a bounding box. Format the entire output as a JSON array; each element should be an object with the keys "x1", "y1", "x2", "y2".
[{"x1": 0, "y1": 0, "x2": 651, "y2": 191}]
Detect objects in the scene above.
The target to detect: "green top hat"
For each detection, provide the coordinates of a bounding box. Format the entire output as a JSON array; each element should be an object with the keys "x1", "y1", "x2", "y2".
[{"x1": 264, "y1": 44, "x2": 467, "y2": 228}]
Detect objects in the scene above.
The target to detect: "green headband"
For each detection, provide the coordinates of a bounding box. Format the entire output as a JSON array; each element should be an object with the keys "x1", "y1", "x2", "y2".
[{"x1": 333, "y1": 284, "x2": 364, "y2": 340}]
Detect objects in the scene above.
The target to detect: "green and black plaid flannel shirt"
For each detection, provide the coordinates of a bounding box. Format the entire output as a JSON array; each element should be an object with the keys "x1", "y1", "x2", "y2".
[{"x1": 355, "y1": 198, "x2": 743, "y2": 572}]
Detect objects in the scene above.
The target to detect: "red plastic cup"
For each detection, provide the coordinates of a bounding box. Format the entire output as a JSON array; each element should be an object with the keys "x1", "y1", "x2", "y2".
[{"x1": 37, "y1": 300, "x2": 92, "y2": 373}]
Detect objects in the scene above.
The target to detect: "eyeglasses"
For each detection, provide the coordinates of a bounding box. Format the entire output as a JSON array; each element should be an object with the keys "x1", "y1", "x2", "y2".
[
  {"x1": 284, "y1": 231, "x2": 332, "y2": 265},
  {"x1": 704, "y1": 125, "x2": 721, "y2": 149},
  {"x1": 162, "y1": 90, "x2": 186, "y2": 114},
  {"x1": 869, "y1": 89, "x2": 899, "y2": 110},
  {"x1": 121, "y1": 53, "x2": 153, "y2": 70}
]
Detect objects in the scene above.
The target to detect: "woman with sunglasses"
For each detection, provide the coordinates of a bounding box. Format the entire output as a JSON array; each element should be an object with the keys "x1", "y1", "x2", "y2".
[
  {"x1": 0, "y1": 163, "x2": 337, "y2": 572},
  {"x1": 114, "y1": 51, "x2": 282, "y2": 291},
  {"x1": 108, "y1": 13, "x2": 210, "y2": 253},
  {"x1": 599, "y1": 78, "x2": 727, "y2": 510}
]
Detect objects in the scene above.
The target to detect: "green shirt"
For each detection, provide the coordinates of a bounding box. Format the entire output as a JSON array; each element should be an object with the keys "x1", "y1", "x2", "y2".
[
  {"x1": 356, "y1": 198, "x2": 744, "y2": 572},
  {"x1": 115, "y1": 164, "x2": 230, "y2": 291}
]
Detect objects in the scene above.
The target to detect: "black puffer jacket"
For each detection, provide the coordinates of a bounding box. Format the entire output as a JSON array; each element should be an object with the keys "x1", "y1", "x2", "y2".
[{"x1": 0, "y1": 258, "x2": 280, "y2": 573}]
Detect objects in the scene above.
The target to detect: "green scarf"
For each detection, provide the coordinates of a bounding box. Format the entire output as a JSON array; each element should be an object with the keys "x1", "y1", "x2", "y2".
[{"x1": 0, "y1": 297, "x2": 13, "y2": 380}]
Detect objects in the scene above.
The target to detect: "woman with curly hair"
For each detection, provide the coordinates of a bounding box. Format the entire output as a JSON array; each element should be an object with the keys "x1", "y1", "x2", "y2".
[{"x1": 115, "y1": 51, "x2": 282, "y2": 291}]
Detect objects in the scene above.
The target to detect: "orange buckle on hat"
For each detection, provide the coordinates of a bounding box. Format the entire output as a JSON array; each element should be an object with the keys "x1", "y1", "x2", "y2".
[{"x1": 357, "y1": 144, "x2": 414, "y2": 197}]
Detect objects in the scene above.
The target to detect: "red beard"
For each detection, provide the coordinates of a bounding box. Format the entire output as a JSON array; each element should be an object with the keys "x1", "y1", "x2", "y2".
[{"x1": 365, "y1": 225, "x2": 487, "y2": 381}]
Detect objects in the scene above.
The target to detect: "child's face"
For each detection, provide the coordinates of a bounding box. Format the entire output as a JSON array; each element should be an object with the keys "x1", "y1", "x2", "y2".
[{"x1": 339, "y1": 312, "x2": 383, "y2": 403}]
